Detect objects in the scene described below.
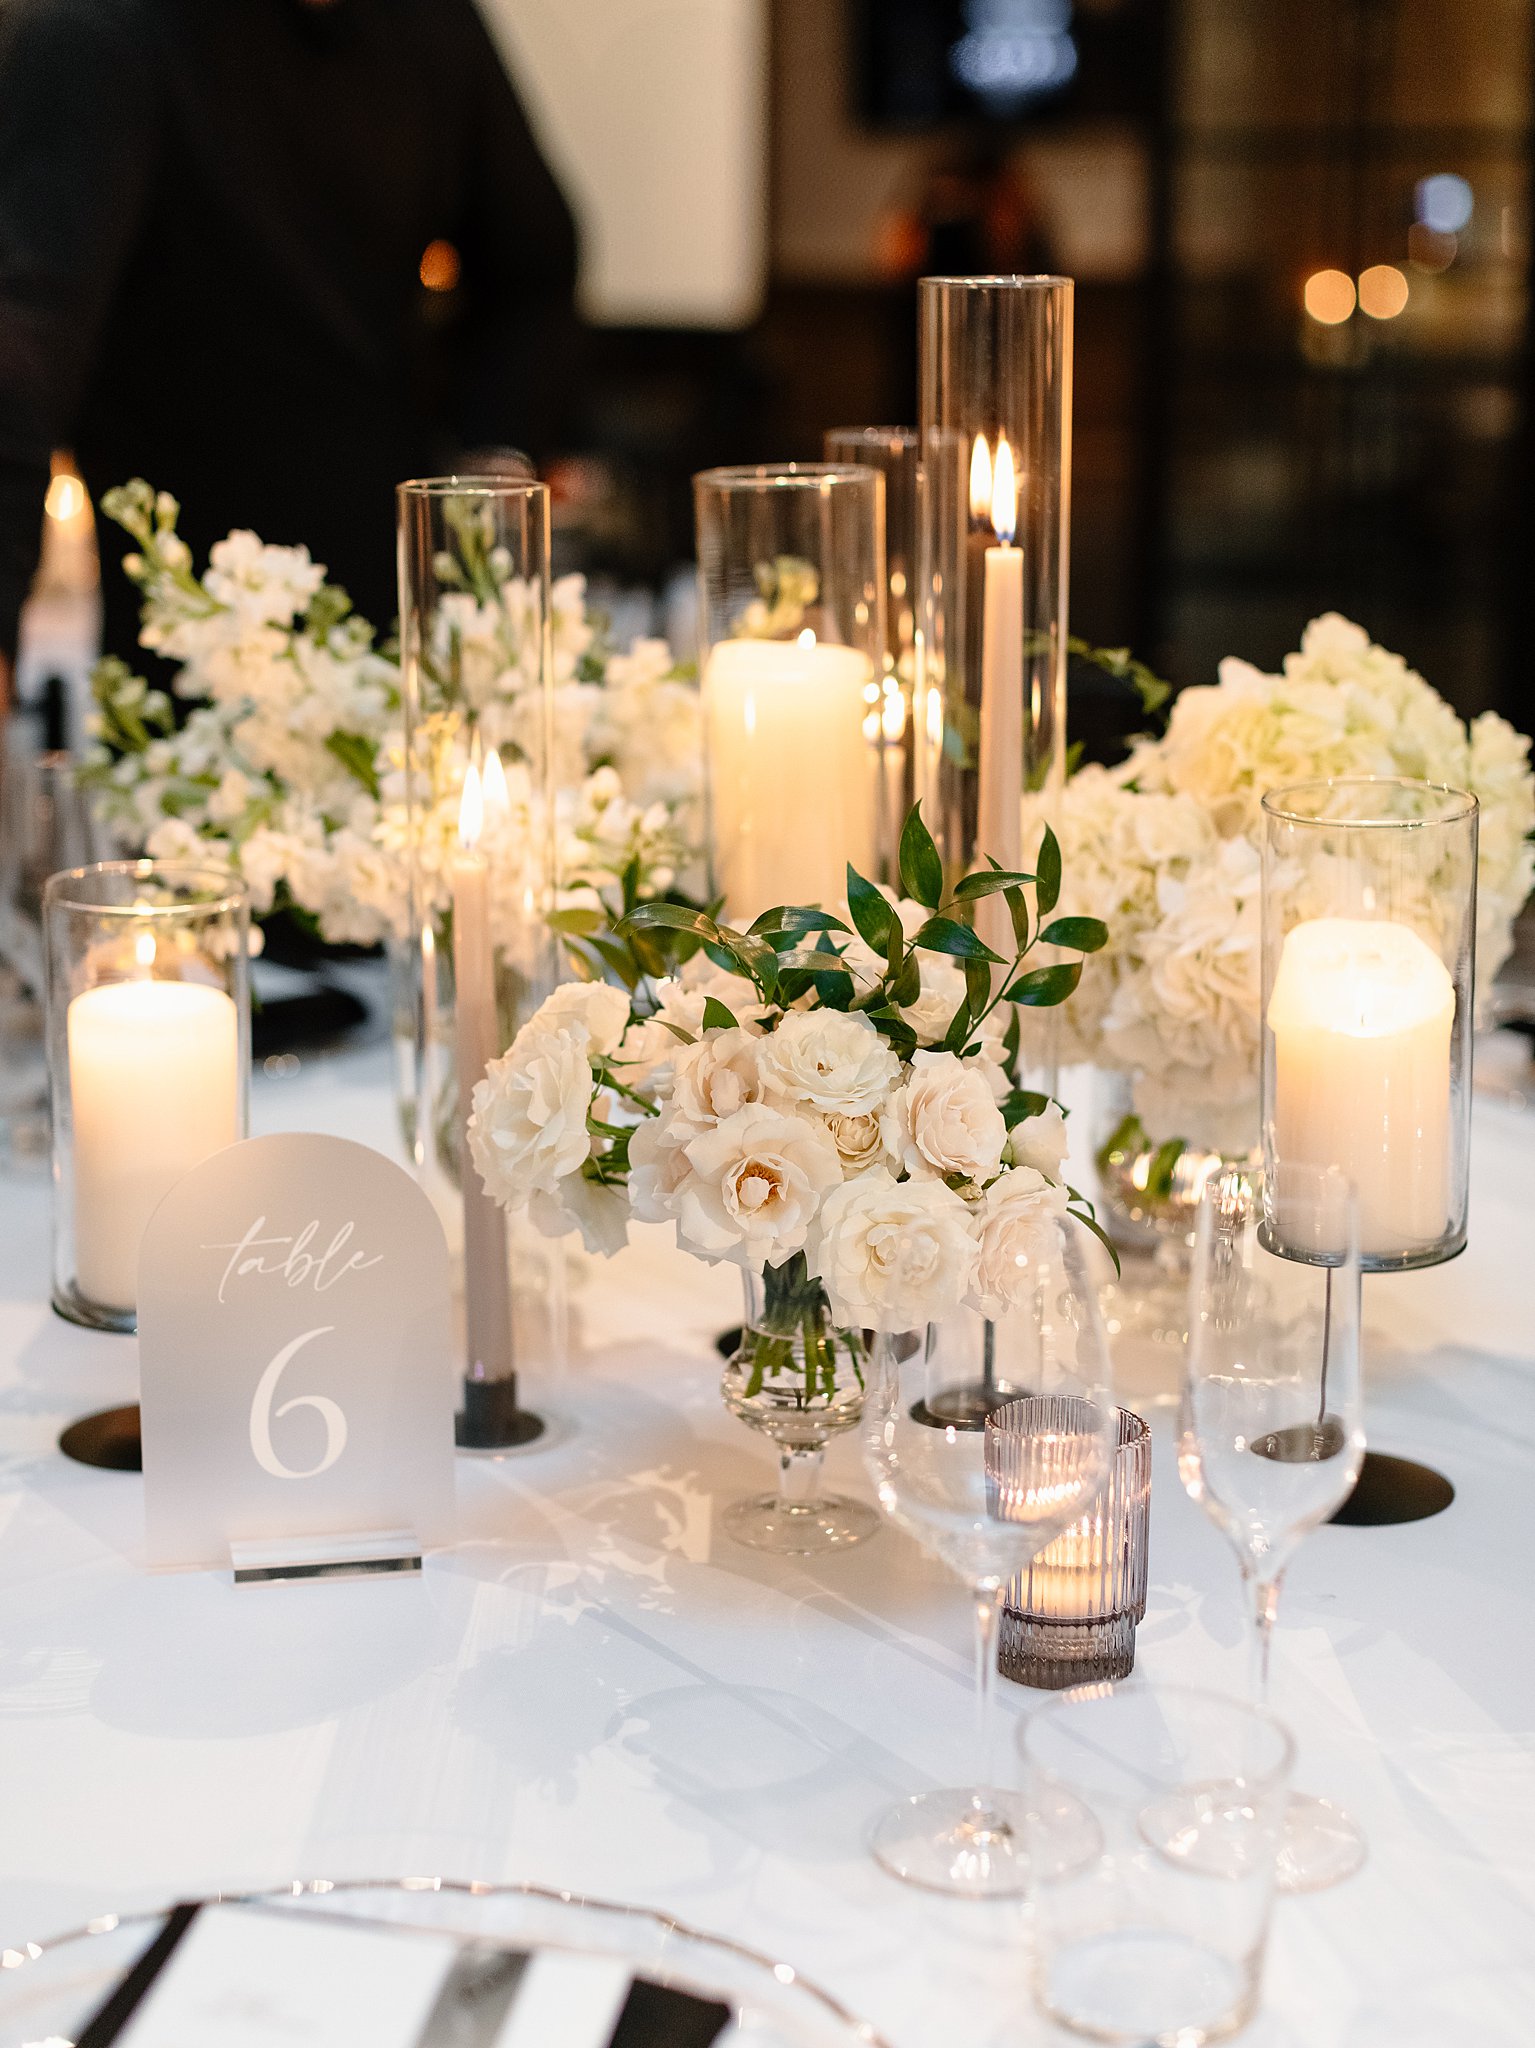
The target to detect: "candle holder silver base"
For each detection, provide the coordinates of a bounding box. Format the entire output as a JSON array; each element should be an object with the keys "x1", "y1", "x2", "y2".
[
  {"x1": 998, "y1": 1608, "x2": 1138, "y2": 1690},
  {"x1": 455, "y1": 1376, "x2": 545, "y2": 1455},
  {"x1": 51, "y1": 1286, "x2": 136, "y2": 1335},
  {"x1": 59, "y1": 1403, "x2": 143, "y2": 1471},
  {"x1": 1330, "y1": 1450, "x2": 1454, "y2": 1525}
]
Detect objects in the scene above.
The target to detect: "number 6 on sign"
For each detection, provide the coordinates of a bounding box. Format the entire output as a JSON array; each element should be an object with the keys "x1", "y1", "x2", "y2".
[
  {"x1": 138, "y1": 1133, "x2": 456, "y2": 1571},
  {"x1": 249, "y1": 1327, "x2": 347, "y2": 1480}
]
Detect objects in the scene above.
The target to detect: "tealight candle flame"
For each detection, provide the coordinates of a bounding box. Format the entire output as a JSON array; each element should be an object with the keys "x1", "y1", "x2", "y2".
[
  {"x1": 458, "y1": 755, "x2": 484, "y2": 852},
  {"x1": 991, "y1": 435, "x2": 1017, "y2": 547},
  {"x1": 969, "y1": 433, "x2": 993, "y2": 521},
  {"x1": 134, "y1": 931, "x2": 156, "y2": 972},
  {"x1": 796, "y1": 627, "x2": 816, "y2": 650}
]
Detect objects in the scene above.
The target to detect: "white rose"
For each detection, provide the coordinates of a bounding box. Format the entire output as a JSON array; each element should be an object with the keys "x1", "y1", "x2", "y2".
[
  {"x1": 1006, "y1": 1102, "x2": 1069, "y2": 1179},
  {"x1": 468, "y1": 1025, "x2": 594, "y2": 1207},
  {"x1": 671, "y1": 1028, "x2": 766, "y2": 1126},
  {"x1": 881, "y1": 1050, "x2": 1007, "y2": 1185},
  {"x1": 811, "y1": 1169, "x2": 978, "y2": 1332},
  {"x1": 525, "y1": 978, "x2": 631, "y2": 1058},
  {"x1": 627, "y1": 1106, "x2": 700, "y2": 1222},
  {"x1": 969, "y1": 1168, "x2": 1070, "y2": 1321},
  {"x1": 898, "y1": 955, "x2": 967, "y2": 1045},
  {"x1": 824, "y1": 1110, "x2": 890, "y2": 1175},
  {"x1": 757, "y1": 1010, "x2": 901, "y2": 1118},
  {"x1": 673, "y1": 1103, "x2": 843, "y2": 1264}
]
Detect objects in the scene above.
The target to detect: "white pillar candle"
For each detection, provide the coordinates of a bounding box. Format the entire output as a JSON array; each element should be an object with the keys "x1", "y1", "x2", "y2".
[
  {"x1": 976, "y1": 435, "x2": 1024, "y2": 962},
  {"x1": 69, "y1": 977, "x2": 240, "y2": 1311},
  {"x1": 704, "y1": 632, "x2": 877, "y2": 925},
  {"x1": 1267, "y1": 916, "x2": 1455, "y2": 1257},
  {"x1": 452, "y1": 752, "x2": 515, "y2": 1384}
]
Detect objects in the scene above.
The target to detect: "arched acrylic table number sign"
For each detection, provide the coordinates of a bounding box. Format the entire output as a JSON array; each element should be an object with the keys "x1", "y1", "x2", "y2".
[{"x1": 137, "y1": 1134, "x2": 456, "y2": 1577}]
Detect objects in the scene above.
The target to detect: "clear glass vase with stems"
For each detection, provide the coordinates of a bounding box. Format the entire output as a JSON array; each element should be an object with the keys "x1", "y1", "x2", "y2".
[
  {"x1": 860, "y1": 1215, "x2": 1117, "y2": 1898},
  {"x1": 1180, "y1": 1160, "x2": 1368, "y2": 1892},
  {"x1": 721, "y1": 1253, "x2": 878, "y2": 1556}
]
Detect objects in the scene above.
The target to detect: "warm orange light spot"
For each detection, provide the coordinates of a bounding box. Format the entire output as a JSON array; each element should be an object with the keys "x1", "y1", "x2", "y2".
[
  {"x1": 1358, "y1": 264, "x2": 1409, "y2": 320},
  {"x1": 1304, "y1": 269, "x2": 1356, "y2": 325},
  {"x1": 419, "y1": 239, "x2": 462, "y2": 292}
]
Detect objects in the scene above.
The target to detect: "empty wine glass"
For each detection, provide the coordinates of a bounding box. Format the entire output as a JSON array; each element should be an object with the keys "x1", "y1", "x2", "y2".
[
  {"x1": 1180, "y1": 1161, "x2": 1367, "y2": 1892},
  {"x1": 861, "y1": 1211, "x2": 1116, "y2": 1897}
]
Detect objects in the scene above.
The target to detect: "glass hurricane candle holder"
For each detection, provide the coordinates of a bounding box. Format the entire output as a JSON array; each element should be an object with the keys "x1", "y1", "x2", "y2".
[
  {"x1": 694, "y1": 462, "x2": 887, "y2": 923},
  {"x1": 44, "y1": 860, "x2": 250, "y2": 1336},
  {"x1": 824, "y1": 428, "x2": 920, "y2": 870},
  {"x1": 915, "y1": 276, "x2": 1072, "y2": 951},
  {"x1": 999, "y1": 1405, "x2": 1151, "y2": 1689},
  {"x1": 1260, "y1": 778, "x2": 1477, "y2": 1273},
  {"x1": 398, "y1": 476, "x2": 560, "y2": 1453}
]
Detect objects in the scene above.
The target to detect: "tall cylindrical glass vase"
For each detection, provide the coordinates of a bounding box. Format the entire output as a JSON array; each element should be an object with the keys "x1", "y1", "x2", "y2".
[
  {"x1": 397, "y1": 476, "x2": 559, "y2": 1452},
  {"x1": 915, "y1": 276, "x2": 1072, "y2": 947},
  {"x1": 694, "y1": 463, "x2": 887, "y2": 924}
]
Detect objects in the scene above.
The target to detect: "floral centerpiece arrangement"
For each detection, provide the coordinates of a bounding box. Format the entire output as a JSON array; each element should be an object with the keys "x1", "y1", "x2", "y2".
[
  {"x1": 467, "y1": 804, "x2": 1109, "y2": 1357},
  {"x1": 80, "y1": 480, "x2": 703, "y2": 952},
  {"x1": 1034, "y1": 613, "x2": 1534, "y2": 1158}
]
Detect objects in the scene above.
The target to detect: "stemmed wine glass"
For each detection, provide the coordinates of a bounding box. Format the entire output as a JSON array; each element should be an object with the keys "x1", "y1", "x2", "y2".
[
  {"x1": 861, "y1": 1212, "x2": 1116, "y2": 1897},
  {"x1": 1180, "y1": 1160, "x2": 1367, "y2": 1892}
]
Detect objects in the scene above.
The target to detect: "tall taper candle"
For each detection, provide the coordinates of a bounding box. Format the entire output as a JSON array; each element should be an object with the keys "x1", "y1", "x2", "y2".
[
  {"x1": 976, "y1": 434, "x2": 1024, "y2": 961},
  {"x1": 452, "y1": 751, "x2": 514, "y2": 1387}
]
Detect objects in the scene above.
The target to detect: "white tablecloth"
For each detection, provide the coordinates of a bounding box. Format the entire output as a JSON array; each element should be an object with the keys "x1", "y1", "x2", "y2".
[{"x1": 1, "y1": 1035, "x2": 1532, "y2": 2047}]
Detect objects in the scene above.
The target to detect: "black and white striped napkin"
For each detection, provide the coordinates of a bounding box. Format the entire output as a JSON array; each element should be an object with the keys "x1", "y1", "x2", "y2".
[{"x1": 76, "y1": 1901, "x2": 732, "y2": 2048}]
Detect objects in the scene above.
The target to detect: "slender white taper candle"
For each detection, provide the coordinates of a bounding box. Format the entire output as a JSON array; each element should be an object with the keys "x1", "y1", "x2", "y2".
[
  {"x1": 452, "y1": 749, "x2": 515, "y2": 1385},
  {"x1": 976, "y1": 434, "x2": 1024, "y2": 961}
]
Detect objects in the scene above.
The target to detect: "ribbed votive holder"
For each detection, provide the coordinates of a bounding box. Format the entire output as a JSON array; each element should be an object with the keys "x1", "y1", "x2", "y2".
[{"x1": 999, "y1": 1406, "x2": 1150, "y2": 1689}]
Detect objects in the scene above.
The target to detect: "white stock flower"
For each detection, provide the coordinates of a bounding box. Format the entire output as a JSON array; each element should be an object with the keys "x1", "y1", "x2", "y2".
[
  {"x1": 969, "y1": 1168, "x2": 1070, "y2": 1320},
  {"x1": 757, "y1": 1010, "x2": 901, "y2": 1118},
  {"x1": 1007, "y1": 1102, "x2": 1069, "y2": 1179},
  {"x1": 468, "y1": 1025, "x2": 595, "y2": 1208},
  {"x1": 672, "y1": 1103, "x2": 842, "y2": 1264},
  {"x1": 881, "y1": 1050, "x2": 1007, "y2": 1185},
  {"x1": 811, "y1": 1170, "x2": 978, "y2": 1332}
]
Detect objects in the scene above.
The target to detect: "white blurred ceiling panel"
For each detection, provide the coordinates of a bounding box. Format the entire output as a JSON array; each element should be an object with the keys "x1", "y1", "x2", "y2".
[{"x1": 478, "y1": 0, "x2": 768, "y2": 329}]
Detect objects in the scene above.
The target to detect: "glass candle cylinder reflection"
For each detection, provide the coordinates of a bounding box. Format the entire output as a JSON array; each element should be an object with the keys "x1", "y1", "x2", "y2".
[{"x1": 998, "y1": 1406, "x2": 1151, "y2": 1690}]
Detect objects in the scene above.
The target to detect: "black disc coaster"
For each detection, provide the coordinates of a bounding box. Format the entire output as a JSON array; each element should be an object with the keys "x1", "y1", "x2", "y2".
[
  {"x1": 59, "y1": 1404, "x2": 143, "y2": 1472},
  {"x1": 455, "y1": 1377, "x2": 545, "y2": 1453},
  {"x1": 1331, "y1": 1449, "x2": 1454, "y2": 1526}
]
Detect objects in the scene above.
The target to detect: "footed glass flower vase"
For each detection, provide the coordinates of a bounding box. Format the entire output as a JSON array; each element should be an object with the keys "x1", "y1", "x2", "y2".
[{"x1": 721, "y1": 1256, "x2": 879, "y2": 1556}]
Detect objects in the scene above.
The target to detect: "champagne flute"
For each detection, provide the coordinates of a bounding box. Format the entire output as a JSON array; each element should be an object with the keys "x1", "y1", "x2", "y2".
[
  {"x1": 1180, "y1": 1161, "x2": 1367, "y2": 1892},
  {"x1": 861, "y1": 1211, "x2": 1116, "y2": 1897}
]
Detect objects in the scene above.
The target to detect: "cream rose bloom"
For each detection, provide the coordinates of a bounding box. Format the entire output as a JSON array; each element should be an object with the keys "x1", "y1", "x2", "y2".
[
  {"x1": 757, "y1": 1010, "x2": 902, "y2": 1118},
  {"x1": 881, "y1": 1050, "x2": 1007, "y2": 1185},
  {"x1": 823, "y1": 1109, "x2": 891, "y2": 1175},
  {"x1": 673, "y1": 1103, "x2": 843, "y2": 1264},
  {"x1": 526, "y1": 979, "x2": 632, "y2": 1058},
  {"x1": 626, "y1": 1107, "x2": 700, "y2": 1223},
  {"x1": 969, "y1": 1168, "x2": 1070, "y2": 1320},
  {"x1": 811, "y1": 1170, "x2": 978, "y2": 1331},
  {"x1": 671, "y1": 1027, "x2": 766, "y2": 1127},
  {"x1": 469, "y1": 1025, "x2": 594, "y2": 1206},
  {"x1": 1007, "y1": 1102, "x2": 1069, "y2": 1179}
]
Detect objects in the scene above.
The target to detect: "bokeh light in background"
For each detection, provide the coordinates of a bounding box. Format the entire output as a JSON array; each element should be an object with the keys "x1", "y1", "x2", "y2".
[
  {"x1": 418, "y1": 240, "x2": 462, "y2": 293},
  {"x1": 1415, "y1": 173, "x2": 1474, "y2": 235},
  {"x1": 1304, "y1": 268, "x2": 1357, "y2": 324},
  {"x1": 1407, "y1": 222, "x2": 1458, "y2": 273},
  {"x1": 1358, "y1": 264, "x2": 1409, "y2": 319}
]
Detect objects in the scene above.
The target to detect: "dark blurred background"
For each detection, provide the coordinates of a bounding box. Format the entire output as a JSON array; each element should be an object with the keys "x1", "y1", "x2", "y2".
[{"x1": 18, "y1": 0, "x2": 1533, "y2": 749}]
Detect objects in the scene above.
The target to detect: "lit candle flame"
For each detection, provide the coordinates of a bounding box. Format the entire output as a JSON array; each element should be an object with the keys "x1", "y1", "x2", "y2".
[
  {"x1": 134, "y1": 931, "x2": 156, "y2": 972},
  {"x1": 458, "y1": 755, "x2": 484, "y2": 852},
  {"x1": 481, "y1": 744, "x2": 509, "y2": 821},
  {"x1": 991, "y1": 435, "x2": 1017, "y2": 547},
  {"x1": 969, "y1": 433, "x2": 993, "y2": 521},
  {"x1": 796, "y1": 627, "x2": 816, "y2": 650}
]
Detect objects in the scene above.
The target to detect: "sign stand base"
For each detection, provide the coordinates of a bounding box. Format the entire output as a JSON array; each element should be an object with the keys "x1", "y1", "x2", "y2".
[{"x1": 228, "y1": 1528, "x2": 422, "y2": 1585}]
